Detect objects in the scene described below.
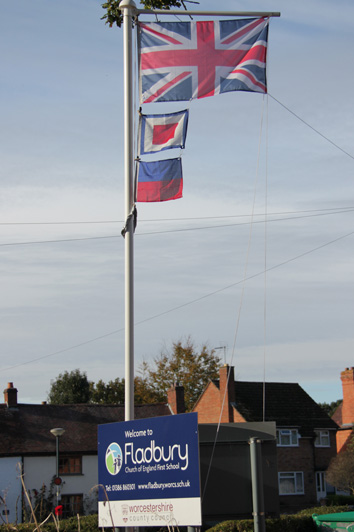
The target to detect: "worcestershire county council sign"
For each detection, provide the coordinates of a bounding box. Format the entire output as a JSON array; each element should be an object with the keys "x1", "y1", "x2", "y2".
[{"x1": 98, "y1": 412, "x2": 201, "y2": 527}]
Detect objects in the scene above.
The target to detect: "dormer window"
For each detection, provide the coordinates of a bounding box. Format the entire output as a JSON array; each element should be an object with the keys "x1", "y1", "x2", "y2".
[
  {"x1": 276, "y1": 429, "x2": 299, "y2": 446},
  {"x1": 315, "y1": 430, "x2": 330, "y2": 447}
]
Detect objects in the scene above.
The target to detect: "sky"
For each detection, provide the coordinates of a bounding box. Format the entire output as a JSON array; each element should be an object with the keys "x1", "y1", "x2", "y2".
[{"x1": 1, "y1": 0, "x2": 354, "y2": 407}]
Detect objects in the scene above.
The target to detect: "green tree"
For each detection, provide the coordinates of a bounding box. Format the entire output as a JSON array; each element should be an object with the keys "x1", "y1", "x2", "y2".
[
  {"x1": 91, "y1": 378, "x2": 125, "y2": 404},
  {"x1": 326, "y1": 438, "x2": 354, "y2": 494},
  {"x1": 140, "y1": 338, "x2": 222, "y2": 411},
  {"x1": 91, "y1": 376, "x2": 161, "y2": 404},
  {"x1": 48, "y1": 369, "x2": 92, "y2": 404},
  {"x1": 319, "y1": 400, "x2": 342, "y2": 417},
  {"x1": 101, "y1": 0, "x2": 191, "y2": 28}
]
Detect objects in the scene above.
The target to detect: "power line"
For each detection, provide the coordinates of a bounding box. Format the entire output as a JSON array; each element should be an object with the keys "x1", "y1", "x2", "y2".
[
  {"x1": 0, "y1": 208, "x2": 353, "y2": 247},
  {"x1": 0, "y1": 206, "x2": 352, "y2": 225},
  {"x1": 2, "y1": 228, "x2": 353, "y2": 373}
]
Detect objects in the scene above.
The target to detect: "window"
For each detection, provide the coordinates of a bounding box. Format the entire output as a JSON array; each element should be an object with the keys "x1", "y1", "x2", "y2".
[
  {"x1": 315, "y1": 430, "x2": 330, "y2": 447},
  {"x1": 61, "y1": 494, "x2": 83, "y2": 518},
  {"x1": 316, "y1": 471, "x2": 326, "y2": 495},
  {"x1": 276, "y1": 429, "x2": 299, "y2": 446},
  {"x1": 279, "y1": 472, "x2": 304, "y2": 495},
  {"x1": 59, "y1": 456, "x2": 82, "y2": 475}
]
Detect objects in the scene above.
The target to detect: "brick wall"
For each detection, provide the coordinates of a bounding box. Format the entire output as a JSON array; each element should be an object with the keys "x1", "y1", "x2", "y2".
[
  {"x1": 314, "y1": 431, "x2": 337, "y2": 470},
  {"x1": 167, "y1": 384, "x2": 185, "y2": 414},
  {"x1": 340, "y1": 368, "x2": 354, "y2": 425},
  {"x1": 193, "y1": 365, "x2": 242, "y2": 423},
  {"x1": 336, "y1": 367, "x2": 354, "y2": 452},
  {"x1": 194, "y1": 381, "x2": 222, "y2": 422},
  {"x1": 337, "y1": 427, "x2": 352, "y2": 452},
  {"x1": 278, "y1": 438, "x2": 316, "y2": 512}
]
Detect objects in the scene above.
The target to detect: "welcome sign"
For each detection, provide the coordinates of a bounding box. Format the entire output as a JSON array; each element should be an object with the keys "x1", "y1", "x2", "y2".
[{"x1": 98, "y1": 413, "x2": 201, "y2": 527}]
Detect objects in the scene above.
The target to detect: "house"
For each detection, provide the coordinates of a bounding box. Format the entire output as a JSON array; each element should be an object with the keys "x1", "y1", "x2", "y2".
[
  {"x1": 332, "y1": 367, "x2": 354, "y2": 452},
  {"x1": 0, "y1": 382, "x2": 177, "y2": 523},
  {"x1": 192, "y1": 365, "x2": 338, "y2": 513}
]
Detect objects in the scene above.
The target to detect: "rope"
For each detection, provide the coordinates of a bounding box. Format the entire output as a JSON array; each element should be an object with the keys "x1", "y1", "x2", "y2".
[
  {"x1": 202, "y1": 96, "x2": 267, "y2": 501},
  {"x1": 262, "y1": 94, "x2": 269, "y2": 422},
  {"x1": 268, "y1": 93, "x2": 354, "y2": 161}
]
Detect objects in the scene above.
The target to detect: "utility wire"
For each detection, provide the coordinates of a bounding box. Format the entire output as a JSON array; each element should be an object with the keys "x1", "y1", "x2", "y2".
[
  {"x1": 0, "y1": 206, "x2": 352, "y2": 226},
  {"x1": 0, "y1": 208, "x2": 353, "y2": 248},
  {"x1": 2, "y1": 229, "x2": 353, "y2": 373}
]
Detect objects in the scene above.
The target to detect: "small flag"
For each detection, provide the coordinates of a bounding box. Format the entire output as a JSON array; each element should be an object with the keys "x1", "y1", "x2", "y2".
[
  {"x1": 136, "y1": 158, "x2": 183, "y2": 202},
  {"x1": 138, "y1": 18, "x2": 269, "y2": 102},
  {"x1": 138, "y1": 109, "x2": 189, "y2": 155}
]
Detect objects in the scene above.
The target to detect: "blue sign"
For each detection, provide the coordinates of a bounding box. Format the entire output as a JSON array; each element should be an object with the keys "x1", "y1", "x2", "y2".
[{"x1": 98, "y1": 413, "x2": 201, "y2": 527}]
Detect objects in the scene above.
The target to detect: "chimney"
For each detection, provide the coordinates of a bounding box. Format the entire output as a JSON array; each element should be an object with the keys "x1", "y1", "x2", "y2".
[
  {"x1": 219, "y1": 365, "x2": 235, "y2": 422},
  {"x1": 340, "y1": 367, "x2": 354, "y2": 425},
  {"x1": 167, "y1": 382, "x2": 185, "y2": 414},
  {"x1": 4, "y1": 382, "x2": 18, "y2": 408}
]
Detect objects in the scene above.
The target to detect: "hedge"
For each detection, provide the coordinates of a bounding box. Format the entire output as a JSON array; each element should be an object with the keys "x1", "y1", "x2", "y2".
[
  {"x1": 205, "y1": 506, "x2": 354, "y2": 532},
  {"x1": 206, "y1": 515, "x2": 315, "y2": 532},
  {"x1": 0, "y1": 514, "x2": 98, "y2": 532}
]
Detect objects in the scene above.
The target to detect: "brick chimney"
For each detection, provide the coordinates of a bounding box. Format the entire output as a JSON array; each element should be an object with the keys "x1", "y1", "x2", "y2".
[
  {"x1": 219, "y1": 365, "x2": 235, "y2": 422},
  {"x1": 167, "y1": 382, "x2": 185, "y2": 414},
  {"x1": 4, "y1": 382, "x2": 18, "y2": 407},
  {"x1": 340, "y1": 367, "x2": 354, "y2": 425}
]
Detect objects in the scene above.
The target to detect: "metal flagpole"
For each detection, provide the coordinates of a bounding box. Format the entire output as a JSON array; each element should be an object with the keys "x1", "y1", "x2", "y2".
[
  {"x1": 119, "y1": 0, "x2": 279, "y2": 425},
  {"x1": 136, "y1": 9, "x2": 280, "y2": 17},
  {"x1": 120, "y1": 0, "x2": 137, "y2": 423}
]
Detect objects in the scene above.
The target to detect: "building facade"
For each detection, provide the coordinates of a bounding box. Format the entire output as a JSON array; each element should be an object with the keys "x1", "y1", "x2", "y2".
[
  {"x1": 192, "y1": 365, "x2": 338, "y2": 513},
  {"x1": 0, "y1": 383, "x2": 173, "y2": 523}
]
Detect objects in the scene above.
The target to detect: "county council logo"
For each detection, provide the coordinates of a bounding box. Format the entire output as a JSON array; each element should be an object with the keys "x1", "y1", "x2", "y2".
[{"x1": 105, "y1": 443, "x2": 123, "y2": 475}]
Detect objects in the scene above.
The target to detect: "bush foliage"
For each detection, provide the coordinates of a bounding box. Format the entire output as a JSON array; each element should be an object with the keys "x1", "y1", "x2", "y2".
[
  {"x1": 205, "y1": 506, "x2": 354, "y2": 532},
  {"x1": 0, "y1": 515, "x2": 98, "y2": 532}
]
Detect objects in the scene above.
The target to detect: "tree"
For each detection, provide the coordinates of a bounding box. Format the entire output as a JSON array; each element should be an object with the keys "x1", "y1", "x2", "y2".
[
  {"x1": 91, "y1": 378, "x2": 125, "y2": 404},
  {"x1": 48, "y1": 369, "x2": 92, "y2": 404},
  {"x1": 139, "y1": 338, "x2": 222, "y2": 411},
  {"x1": 318, "y1": 400, "x2": 342, "y2": 417},
  {"x1": 326, "y1": 439, "x2": 354, "y2": 494},
  {"x1": 101, "y1": 0, "x2": 190, "y2": 28}
]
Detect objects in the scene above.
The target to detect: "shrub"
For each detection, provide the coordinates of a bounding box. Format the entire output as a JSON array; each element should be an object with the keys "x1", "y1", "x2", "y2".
[
  {"x1": 206, "y1": 515, "x2": 315, "y2": 532},
  {"x1": 0, "y1": 514, "x2": 98, "y2": 532},
  {"x1": 326, "y1": 494, "x2": 354, "y2": 506},
  {"x1": 296, "y1": 504, "x2": 353, "y2": 516}
]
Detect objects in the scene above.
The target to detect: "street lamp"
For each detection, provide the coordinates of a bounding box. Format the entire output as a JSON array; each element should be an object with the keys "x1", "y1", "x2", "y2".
[{"x1": 50, "y1": 428, "x2": 65, "y2": 507}]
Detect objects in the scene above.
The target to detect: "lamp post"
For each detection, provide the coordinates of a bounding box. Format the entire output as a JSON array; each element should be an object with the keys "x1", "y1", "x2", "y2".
[{"x1": 50, "y1": 428, "x2": 65, "y2": 507}]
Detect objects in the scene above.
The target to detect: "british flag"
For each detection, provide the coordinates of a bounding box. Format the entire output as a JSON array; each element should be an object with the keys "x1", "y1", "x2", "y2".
[{"x1": 138, "y1": 17, "x2": 269, "y2": 103}]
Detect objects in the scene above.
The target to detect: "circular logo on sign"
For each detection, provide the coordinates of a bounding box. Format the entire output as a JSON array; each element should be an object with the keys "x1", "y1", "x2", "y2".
[
  {"x1": 105, "y1": 442, "x2": 123, "y2": 475},
  {"x1": 106, "y1": 443, "x2": 123, "y2": 475}
]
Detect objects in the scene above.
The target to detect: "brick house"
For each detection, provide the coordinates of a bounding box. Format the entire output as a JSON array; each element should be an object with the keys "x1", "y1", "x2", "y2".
[
  {"x1": 192, "y1": 365, "x2": 338, "y2": 513},
  {"x1": 0, "y1": 382, "x2": 174, "y2": 523},
  {"x1": 332, "y1": 367, "x2": 354, "y2": 452}
]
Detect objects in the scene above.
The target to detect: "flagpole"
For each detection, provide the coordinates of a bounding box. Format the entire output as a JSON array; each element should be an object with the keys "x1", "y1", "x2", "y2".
[
  {"x1": 119, "y1": 1, "x2": 279, "y2": 425},
  {"x1": 120, "y1": 0, "x2": 137, "y2": 423}
]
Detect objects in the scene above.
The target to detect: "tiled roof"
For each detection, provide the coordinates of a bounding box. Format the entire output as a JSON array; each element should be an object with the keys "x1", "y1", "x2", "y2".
[
  {"x1": 215, "y1": 380, "x2": 338, "y2": 436},
  {"x1": 0, "y1": 403, "x2": 171, "y2": 456},
  {"x1": 235, "y1": 382, "x2": 338, "y2": 435}
]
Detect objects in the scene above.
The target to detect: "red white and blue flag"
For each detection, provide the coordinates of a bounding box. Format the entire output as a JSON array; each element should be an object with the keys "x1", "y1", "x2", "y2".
[
  {"x1": 138, "y1": 18, "x2": 269, "y2": 103},
  {"x1": 136, "y1": 158, "x2": 183, "y2": 202},
  {"x1": 138, "y1": 109, "x2": 189, "y2": 155}
]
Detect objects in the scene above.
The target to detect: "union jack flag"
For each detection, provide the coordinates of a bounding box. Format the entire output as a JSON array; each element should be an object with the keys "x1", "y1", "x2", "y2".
[{"x1": 138, "y1": 18, "x2": 269, "y2": 103}]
